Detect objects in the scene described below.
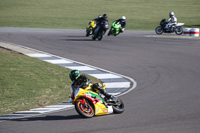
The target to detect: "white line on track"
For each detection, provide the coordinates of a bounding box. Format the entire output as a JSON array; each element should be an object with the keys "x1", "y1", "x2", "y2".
[
  {"x1": 66, "y1": 66, "x2": 97, "y2": 71},
  {"x1": 44, "y1": 59, "x2": 73, "y2": 64},
  {"x1": 105, "y1": 82, "x2": 131, "y2": 88},
  {"x1": 89, "y1": 74, "x2": 122, "y2": 79}
]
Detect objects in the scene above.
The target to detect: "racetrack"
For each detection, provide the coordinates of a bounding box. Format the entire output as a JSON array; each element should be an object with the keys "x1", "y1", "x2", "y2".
[{"x1": 0, "y1": 28, "x2": 200, "y2": 133}]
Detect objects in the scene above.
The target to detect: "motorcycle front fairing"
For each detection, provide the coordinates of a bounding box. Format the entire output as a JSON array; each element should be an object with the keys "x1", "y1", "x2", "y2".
[{"x1": 72, "y1": 86, "x2": 113, "y2": 115}]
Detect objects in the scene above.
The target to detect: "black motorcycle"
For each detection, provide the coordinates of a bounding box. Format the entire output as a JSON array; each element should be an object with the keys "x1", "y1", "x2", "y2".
[
  {"x1": 155, "y1": 19, "x2": 184, "y2": 35},
  {"x1": 92, "y1": 20, "x2": 109, "y2": 41}
]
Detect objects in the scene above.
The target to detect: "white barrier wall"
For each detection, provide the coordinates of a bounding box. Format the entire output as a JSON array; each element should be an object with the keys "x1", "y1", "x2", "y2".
[
  {"x1": 183, "y1": 28, "x2": 199, "y2": 37},
  {"x1": 191, "y1": 28, "x2": 199, "y2": 37}
]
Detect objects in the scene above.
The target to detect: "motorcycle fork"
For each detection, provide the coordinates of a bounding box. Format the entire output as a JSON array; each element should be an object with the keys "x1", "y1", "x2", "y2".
[{"x1": 81, "y1": 98, "x2": 89, "y2": 108}]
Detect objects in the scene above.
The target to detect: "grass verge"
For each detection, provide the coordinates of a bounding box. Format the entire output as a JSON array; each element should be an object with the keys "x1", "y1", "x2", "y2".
[
  {"x1": 0, "y1": 47, "x2": 101, "y2": 115},
  {"x1": 0, "y1": 0, "x2": 199, "y2": 30}
]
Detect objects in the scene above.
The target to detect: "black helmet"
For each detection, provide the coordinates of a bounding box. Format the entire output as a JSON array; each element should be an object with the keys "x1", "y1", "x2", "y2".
[
  {"x1": 102, "y1": 14, "x2": 108, "y2": 19},
  {"x1": 69, "y1": 70, "x2": 80, "y2": 82}
]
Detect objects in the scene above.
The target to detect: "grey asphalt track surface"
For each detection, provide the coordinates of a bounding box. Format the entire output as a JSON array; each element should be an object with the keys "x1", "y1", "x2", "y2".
[{"x1": 0, "y1": 28, "x2": 200, "y2": 133}]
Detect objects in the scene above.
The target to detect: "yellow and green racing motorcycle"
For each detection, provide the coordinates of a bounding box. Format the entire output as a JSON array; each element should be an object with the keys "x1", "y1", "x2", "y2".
[{"x1": 70, "y1": 83, "x2": 124, "y2": 118}]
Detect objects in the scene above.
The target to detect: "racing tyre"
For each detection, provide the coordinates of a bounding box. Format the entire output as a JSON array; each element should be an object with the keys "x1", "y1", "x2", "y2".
[
  {"x1": 112, "y1": 97, "x2": 124, "y2": 114},
  {"x1": 75, "y1": 100, "x2": 94, "y2": 118},
  {"x1": 175, "y1": 26, "x2": 183, "y2": 35},
  {"x1": 98, "y1": 35, "x2": 103, "y2": 41},
  {"x1": 155, "y1": 26, "x2": 164, "y2": 35},
  {"x1": 108, "y1": 30, "x2": 112, "y2": 36},
  {"x1": 86, "y1": 30, "x2": 90, "y2": 37},
  {"x1": 92, "y1": 35, "x2": 96, "y2": 40}
]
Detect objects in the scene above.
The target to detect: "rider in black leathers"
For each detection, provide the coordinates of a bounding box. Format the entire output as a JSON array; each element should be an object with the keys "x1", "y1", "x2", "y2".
[{"x1": 93, "y1": 14, "x2": 108, "y2": 35}]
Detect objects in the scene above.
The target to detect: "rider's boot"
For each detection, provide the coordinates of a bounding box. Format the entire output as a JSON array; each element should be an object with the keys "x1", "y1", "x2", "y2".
[
  {"x1": 92, "y1": 83, "x2": 113, "y2": 102},
  {"x1": 104, "y1": 92, "x2": 112, "y2": 99},
  {"x1": 96, "y1": 85, "x2": 112, "y2": 100},
  {"x1": 102, "y1": 90, "x2": 114, "y2": 102}
]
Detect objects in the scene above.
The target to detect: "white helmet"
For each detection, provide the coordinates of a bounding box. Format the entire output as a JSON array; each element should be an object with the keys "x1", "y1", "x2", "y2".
[
  {"x1": 121, "y1": 16, "x2": 126, "y2": 20},
  {"x1": 169, "y1": 12, "x2": 175, "y2": 17}
]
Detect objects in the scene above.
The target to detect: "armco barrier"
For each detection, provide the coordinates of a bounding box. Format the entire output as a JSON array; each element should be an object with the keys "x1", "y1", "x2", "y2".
[{"x1": 183, "y1": 28, "x2": 199, "y2": 37}]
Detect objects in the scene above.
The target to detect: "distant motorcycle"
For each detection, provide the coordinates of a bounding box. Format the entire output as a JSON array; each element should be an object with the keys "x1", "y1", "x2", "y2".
[
  {"x1": 108, "y1": 22, "x2": 123, "y2": 36},
  {"x1": 92, "y1": 20, "x2": 109, "y2": 41},
  {"x1": 86, "y1": 20, "x2": 96, "y2": 37},
  {"x1": 155, "y1": 19, "x2": 184, "y2": 35}
]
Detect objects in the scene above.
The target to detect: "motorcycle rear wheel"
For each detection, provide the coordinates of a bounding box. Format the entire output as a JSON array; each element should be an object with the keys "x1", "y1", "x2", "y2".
[
  {"x1": 92, "y1": 35, "x2": 96, "y2": 40},
  {"x1": 98, "y1": 35, "x2": 103, "y2": 41},
  {"x1": 112, "y1": 97, "x2": 124, "y2": 114},
  {"x1": 75, "y1": 100, "x2": 94, "y2": 118},
  {"x1": 155, "y1": 26, "x2": 164, "y2": 35}
]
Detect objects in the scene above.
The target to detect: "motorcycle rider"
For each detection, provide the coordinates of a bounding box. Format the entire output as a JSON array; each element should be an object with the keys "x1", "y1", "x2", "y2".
[
  {"x1": 93, "y1": 14, "x2": 109, "y2": 35},
  {"x1": 93, "y1": 14, "x2": 108, "y2": 24},
  {"x1": 109, "y1": 16, "x2": 126, "y2": 36},
  {"x1": 165, "y1": 12, "x2": 177, "y2": 31},
  {"x1": 101, "y1": 14, "x2": 109, "y2": 34},
  {"x1": 88, "y1": 15, "x2": 102, "y2": 27},
  {"x1": 69, "y1": 70, "x2": 112, "y2": 100},
  {"x1": 93, "y1": 15, "x2": 102, "y2": 25},
  {"x1": 86, "y1": 15, "x2": 102, "y2": 35}
]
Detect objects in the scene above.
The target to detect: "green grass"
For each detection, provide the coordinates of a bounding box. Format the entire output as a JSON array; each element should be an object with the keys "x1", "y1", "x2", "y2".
[
  {"x1": 0, "y1": 0, "x2": 199, "y2": 30},
  {"x1": 0, "y1": 48, "x2": 101, "y2": 115}
]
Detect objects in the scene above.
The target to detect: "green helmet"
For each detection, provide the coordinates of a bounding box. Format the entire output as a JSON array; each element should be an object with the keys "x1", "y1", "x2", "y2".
[{"x1": 69, "y1": 70, "x2": 80, "y2": 82}]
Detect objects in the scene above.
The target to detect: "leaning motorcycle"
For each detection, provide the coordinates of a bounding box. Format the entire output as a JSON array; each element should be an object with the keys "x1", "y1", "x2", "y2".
[
  {"x1": 108, "y1": 22, "x2": 122, "y2": 36},
  {"x1": 86, "y1": 20, "x2": 96, "y2": 37},
  {"x1": 92, "y1": 20, "x2": 109, "y2": 41},
  {"x1": 155, "y1": 19, "x2": 184, "y2": 35},
  {"x1": 69, "y1": 83, "x2": 124, "y2": 118}
]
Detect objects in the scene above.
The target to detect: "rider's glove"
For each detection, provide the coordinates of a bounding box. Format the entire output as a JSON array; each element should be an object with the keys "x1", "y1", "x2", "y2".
[
  {"x1": 81, "y1": 82, "x2": 89, "y2": 89},
  {"x1": 85, "y1": 82, "x2": 89, "y2": 87}
]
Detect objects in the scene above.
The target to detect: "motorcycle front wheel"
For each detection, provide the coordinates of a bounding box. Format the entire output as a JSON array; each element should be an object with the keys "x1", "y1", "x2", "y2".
[
  {"x1": 175, "y1": 26, "x2": 183, "y2": 35},
  {"x1": 112, "y1": 97, "x2": 125, "y2": 114},
  {"x1": 155, "y1": 26, "x2": 164, "y2": 35},
  {"x1": 92, "y1": 35, "x2": 96, "y2": 40},
  {"x1": 86, "y1": 29, "x2": 91, "y2": 37},
  {"x1": 98, "y1": 35, "x2": 103, "y2": 41},
  {"x1": 108, "y1": 29, "x2": 112, "y2": 36},
  {"x1": 75, "y1": 100, "x2": 94, "y2": 118}
]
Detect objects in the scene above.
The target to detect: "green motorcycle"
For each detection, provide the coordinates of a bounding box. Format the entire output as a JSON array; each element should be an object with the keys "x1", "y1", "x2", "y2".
[{"x1": 108, "y1": 21, "x2": 122, "y2": 36}]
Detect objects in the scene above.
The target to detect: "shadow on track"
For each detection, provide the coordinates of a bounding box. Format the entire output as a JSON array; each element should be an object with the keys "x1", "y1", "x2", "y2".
[
  {"x1": 66, "y1": 36, "x2": 86, "y2": 38},
  {"x1": 64, "y1": 38, "x2": 93, "y2": 41},
  {"x1": 10, "y1": 115, "x2": 83, "y2": 121},
  {"x1": 63, "y1": 36, "x2": 93, "y2": 41}
]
